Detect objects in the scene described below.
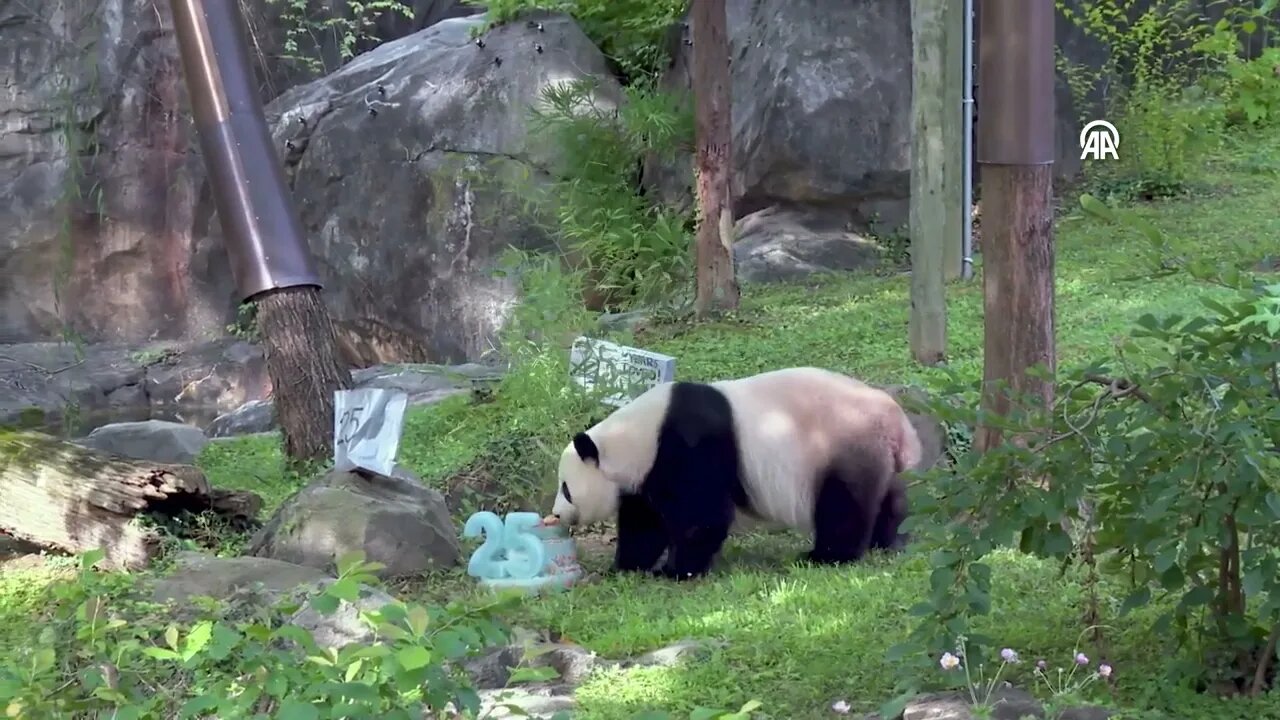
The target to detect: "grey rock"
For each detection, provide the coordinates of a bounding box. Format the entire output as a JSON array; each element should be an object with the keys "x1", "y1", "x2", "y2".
[
  {"x1": 465, "y1": 643, "x2": 602, "y2": 690},
  {"x1": 149, "y1": 552, "x2": 397, "y2": 650},
  {"x1": 288, "y1": 577, "x2": 400, "y2": 649},
  {"x1": 206, "y1": 362, "x2": 503, "y2": 437},
  {"x1": 732, "y1": 206, "x2": 883, "y2": 283},
  {"x1": 78, "y1": 419, "x2": 209, "y2": 464},
  {"x1": 247, "y1": 464, "x2": 461, "y2": 577},
  {"x1": 0, "y1": 339, "x2": 267, "y2": 434},
  {"x1": 150, "y1": 551, "x2": 334, "y2": 605},
  {"x1": 476, "y1": 687, "x2": 576, "y2": 719},
  {"x1": 903, "y1": 688, "x2": 1042, "y2": 720},
  {"x1": 257, "y1": 11, "x2": 620, "y2": 363},
  {"x1": 206, "y1": 400, "x2": 277, "y2": 439}
]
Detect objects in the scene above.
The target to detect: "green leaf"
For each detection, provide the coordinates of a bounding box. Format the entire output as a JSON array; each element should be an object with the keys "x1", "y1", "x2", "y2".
[
  {"x1": 1119, "y1": 588, "x2": 1151, "y2": 615},
  {"x1": 310, "y1": 592, "x2": 341, "y2": 615},
  {"x1": 182, "y1": 620, "x2": 213, "y2": 662},
  {"x1": 165, "y1": 625, "x2": 180, "y2": 651},
  {"x1": 510, "y1": 665, "x2": 561, "y2": 684},
  {"x1": 396, "y1": 644, "x2": 433, "y2": 671},
  {"x1": 327, "y1": 577, "x2": 361, "y2": 602},
  {"x1": 277, "y1": 700, "x2": 320, "y2": 720},
  {"x1": 141, "y1": 646, "x2": 183, "y2": 661},
  {"x1": 1268, "y1": 493, "x2": 1280, "y2": 520}
]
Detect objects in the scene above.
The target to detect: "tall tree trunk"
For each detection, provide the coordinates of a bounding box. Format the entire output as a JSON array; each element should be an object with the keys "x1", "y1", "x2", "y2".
[
  {"x1": 691, "y1": 0, "x2": 739, "y2": 318},
  {"x1": 974, "y1": 164, "x2": 1055, "y2": 451},
  {"x1": 908, "y1": 0, "x2": 958, "y2": 365},
  {"x1": 255, "y1": 287, "x2": 354, "y2": 463}
]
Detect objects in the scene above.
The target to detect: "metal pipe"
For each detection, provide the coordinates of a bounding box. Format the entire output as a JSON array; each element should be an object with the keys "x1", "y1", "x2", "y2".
[
  {"x1": 961, "y1": 0, "x2": 974, "y2": 280},
  {"x1": 170, "y1": 0, "x2": 323, "y2": 302}
]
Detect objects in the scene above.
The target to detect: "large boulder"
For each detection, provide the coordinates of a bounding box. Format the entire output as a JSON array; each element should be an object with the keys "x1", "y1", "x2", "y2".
[
  {"x1": 246, "y1": 465, "x2": 461, "y2": 577},
  {"x1": 257, "y1": 12, "x2": 620, "y2": 363}
]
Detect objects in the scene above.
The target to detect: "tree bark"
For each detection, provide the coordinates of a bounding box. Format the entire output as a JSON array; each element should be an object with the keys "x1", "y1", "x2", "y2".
[
  {"x1": 691, "y1": 0, "x2": 740, "y2": 318},
  {"x1": 909, "y1": 0, "x2": 957, "y2": 365},
  {"x1": 254, "y1": 287, "x2": 354, "y2": 464},
  {"x1": 0, "y1": 430, "x2": 261, "y2": 570},
  {"x1": 975, "y1": 164, "x2": 1056, "y2": 452}
]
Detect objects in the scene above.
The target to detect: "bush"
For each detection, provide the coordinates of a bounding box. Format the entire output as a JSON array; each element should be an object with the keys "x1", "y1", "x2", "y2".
[
  {"x1": 0, "y1": 550, "x2": 513, "y2": 718},
  {"x1": 467, "y1": 0, "x2": 689, "y2": 84},
  {"x1": 1056, "y1": 0, "x2": 1280, "y2": 200},
  {"x1": 887, "y1": 194, "x2": 1280, "y2": 710},
  {"x1": 515, "y1": 79, "x2": 696, "y2": 311}
]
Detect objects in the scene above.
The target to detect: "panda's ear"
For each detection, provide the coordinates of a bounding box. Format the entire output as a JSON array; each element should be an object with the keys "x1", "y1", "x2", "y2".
[{"x1": 572, "y1": 432, "x2": 599, "y2": 466}]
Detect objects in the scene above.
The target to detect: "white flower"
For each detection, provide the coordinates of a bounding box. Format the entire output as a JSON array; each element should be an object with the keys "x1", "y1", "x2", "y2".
[
  {"x1": 940, "y1": 652, "x2": 961, "y2": 670},
  {"x1": 831, "y1": 700, "x2": 851, "y2": 714}
]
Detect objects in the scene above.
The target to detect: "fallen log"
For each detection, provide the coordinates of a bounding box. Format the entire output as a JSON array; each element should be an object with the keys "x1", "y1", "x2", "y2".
[{"x1": 0, "y1": 429, "x2": 260, "y2": 570}]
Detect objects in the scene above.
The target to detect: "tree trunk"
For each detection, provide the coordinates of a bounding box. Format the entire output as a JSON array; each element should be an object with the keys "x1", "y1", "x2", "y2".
[
  {"x1": 0, "y1": 430, "x2": 262, "y2": 569},
  {"x1": 254, "y1": 287, "x2": 354, "y2": 464},
  {"x1": 691, "y1": 0, "x2": 740, "y2": 318},
  {"x1": 908, "y1": 0, "x2": 957, "y2": 365},
  {"x1": 974, "y1": 164, "x2": 1055, "y2": 452}
]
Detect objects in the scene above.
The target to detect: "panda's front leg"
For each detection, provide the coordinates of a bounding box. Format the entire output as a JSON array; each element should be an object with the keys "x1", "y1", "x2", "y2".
[
  {"x1": 613, "y1": 493, "x2": 668, "y2": 573},
  {"x1": 653, "y1": 517, "x2": 732, "y2": 581}
]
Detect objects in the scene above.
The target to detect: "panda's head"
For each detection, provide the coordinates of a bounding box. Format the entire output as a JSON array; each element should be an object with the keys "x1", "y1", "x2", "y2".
[{"x1": 551, "y1": 431, "x2": 620, "y2": 526}]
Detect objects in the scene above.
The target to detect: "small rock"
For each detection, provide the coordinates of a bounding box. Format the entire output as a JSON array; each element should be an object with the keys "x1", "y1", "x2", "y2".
[
  {"x1": 629, "y1": 639, "x2": 721, "y2": 668},
  {"x1": 465, "y1": 642, "x2": 602, "y2": 690},
  {"x1": 288, "y1": 577, "x2": 399, "y2": 649},
  {"x1": 477, "y1": 686, "x2": 576, "y2": 719},
  {"x1": 150, "y1": 552, "x2": 333, "y2": 605},
  {"x1": 902, "y1": 688, "x2": 1043, "y2": 720},
  {"x1": 246, "y1": 464, "x2": 461, "y2": 577},
  {"x1": 207, "y1": 399, "x2": 276, "y2": 438},
  {"x1": 732, "y1": 207, "x2": 883, "y2": 283},
  {"x1": 77, "y1": 419, "x2": 209, "y2": 464}
]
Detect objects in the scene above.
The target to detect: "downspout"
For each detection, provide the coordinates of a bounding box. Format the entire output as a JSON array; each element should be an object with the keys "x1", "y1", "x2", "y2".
[{"x1": 961, "y1": 0, "x2": 975, "y2": 280}]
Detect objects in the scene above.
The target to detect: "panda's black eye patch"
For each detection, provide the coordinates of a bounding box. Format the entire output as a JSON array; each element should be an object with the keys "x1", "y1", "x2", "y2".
[{"x1": 560, "y1": 481, "x2": 573, "y2": 503}]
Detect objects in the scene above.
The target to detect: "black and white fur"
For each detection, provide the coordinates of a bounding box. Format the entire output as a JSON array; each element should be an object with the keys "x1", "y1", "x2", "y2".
[{"x1": 551, "y1": 367, "x2": 923, "y2": 580}]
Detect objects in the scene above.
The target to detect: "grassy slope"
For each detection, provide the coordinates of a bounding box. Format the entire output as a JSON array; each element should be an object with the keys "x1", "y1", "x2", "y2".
[
  {"x1": 197, "y1": 133, "x2": 1278, "y2": 719},
  {"x1": 3, "y1": 134, "x2": 1277, "y2": 717}
]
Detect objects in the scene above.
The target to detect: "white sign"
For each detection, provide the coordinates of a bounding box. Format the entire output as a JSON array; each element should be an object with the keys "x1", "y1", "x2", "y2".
[
  {"x1": 569, "y1": 336, "x2": 676, "y2": 408},
  {"x1": 333, "y1": 387, "x2": 408, "y2": 477},
  {"x1": 1079, "y1": 119, "x2": 1119, "y2": 161}
]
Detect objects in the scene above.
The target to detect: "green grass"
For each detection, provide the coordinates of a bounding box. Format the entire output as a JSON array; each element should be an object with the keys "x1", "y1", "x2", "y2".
[
  {"x1": 4, "y1": 131, "x2": 1279, "y2": 718},
  {"x1": 187, "y1": 132, "x2": 1280, "y2": 718}
]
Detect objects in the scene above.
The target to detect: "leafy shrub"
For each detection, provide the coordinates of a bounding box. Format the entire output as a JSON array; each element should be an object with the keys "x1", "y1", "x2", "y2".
[
  {"x1": 0, "y1": 550, "x2": 513, "y2": 718},
  {"x1": 466, "y1": 0, "x2": 689, "y2": 84},
  {"x1": 517, "y1": 78, "x2": 696, "y2": 311},
  {"x1": 887, "y1": 194, "x2": 1280, "y2": 711},
  {"x1": 1055, "y1": 0, "x2": 1275, "y2": 199},
  {"x1": 263, "y1": 0, "x2": 414, "y2": 75}
]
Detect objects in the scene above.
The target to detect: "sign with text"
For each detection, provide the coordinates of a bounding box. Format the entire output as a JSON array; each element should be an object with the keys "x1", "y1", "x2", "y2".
[
  {"x1": 333, "y1": 387, "x2": 408, "y2": 477},
  {"x1": 569, "y1": 336, "x2": 676, "y2": 408}
]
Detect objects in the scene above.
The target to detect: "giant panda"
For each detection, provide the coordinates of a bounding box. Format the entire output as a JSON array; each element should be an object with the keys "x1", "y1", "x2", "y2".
[{"x1": 549, "y1": 366, "x2": 924, "y2": 581}]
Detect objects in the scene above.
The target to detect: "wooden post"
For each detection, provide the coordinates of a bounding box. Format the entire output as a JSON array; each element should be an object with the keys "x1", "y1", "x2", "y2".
[
  {"x1": 973, "y1": 0, "x2": 1056, "y2": 452},
  {"x1": 691, "y1": 0, "x2": 740, "y2": 318},
  {"x1": 908, "y1": 0, "x2": 961, "y2": 365}
]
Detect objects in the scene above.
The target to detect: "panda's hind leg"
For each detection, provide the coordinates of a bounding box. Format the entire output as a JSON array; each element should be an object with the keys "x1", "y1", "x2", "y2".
[
  {"x1": 868, "y1": 478, "x2": 908, "y2": 554},
  {"x1": 804, "y1": 455, "x2": 889, "y2": 565}
]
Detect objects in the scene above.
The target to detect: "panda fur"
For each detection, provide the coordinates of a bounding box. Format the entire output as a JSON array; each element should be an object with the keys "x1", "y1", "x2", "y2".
[{"x1": 550, "y1": 366, "x2": 924, "y2": 581}]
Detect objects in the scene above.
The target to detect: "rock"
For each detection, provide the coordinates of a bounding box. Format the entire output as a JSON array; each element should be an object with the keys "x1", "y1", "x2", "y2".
[
  {"x1": 288, "y1": 577, "x2": 400, "y2": 649},
  {"x1": 258, "y1": 11, "x2": 621, "y2": 363},
  {"x1": 732, "y1": 207, "x2": 884, "y2": 283},
  {"x1": 246, "y1": 464, "x2": 461, "y2": 577},
  {"x1": 149, "y1": 552, "x2": 398, "y2": 649},
  {"x1": 150, "y1": 551, "x2": 333, "y2": 604},
  {"x1": 77, "y1": 420, "x2": 209, "y2": 465},
  {"x1": 652, "y1": 0, "x2": 913, "y2": 230},
  {"x1": 477, "y1": 687, "x2": 576, "y2": 719},
  {"x1": 902, "y1": 688, "x2": 1042, "y2": 720},
  {"x1": 0, "y1": 339, "x2": 267, "y2": 432},
  {"x1": 0, "y1": 0, "x2": 471, "y2": 347},
  {"x1": 206, "y1": 362, "x2": 502, "y2": 437}
]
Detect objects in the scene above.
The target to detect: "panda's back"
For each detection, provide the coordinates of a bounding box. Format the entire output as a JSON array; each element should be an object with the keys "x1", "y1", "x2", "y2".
[{"x1": 711, "y1": 368, "x2": 900, "y2": 531}]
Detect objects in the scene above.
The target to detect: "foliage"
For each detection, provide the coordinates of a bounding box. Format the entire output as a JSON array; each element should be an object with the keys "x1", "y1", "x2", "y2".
[
  {"x1": 1055, "y1": 0, "x2": 1280, "y2": 200},
  {"x1": 226, "y1": 301, "x2": 260, "y2": 341},
  {"x1": 465, "y1": 0, "x2": 689, "y2": 84},
  {"x1": 0, "y1": 550, "x2": 511, "y2": 718},
  {"x1": 892, "y1": 191, "x2": 1280, "y2": 711},
  {"x1": 264, "y1": 0, "x2": 413, "y2": 75},
  {"x1": 517, "y1": 78, "x2": 696, "y2": 311}
]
